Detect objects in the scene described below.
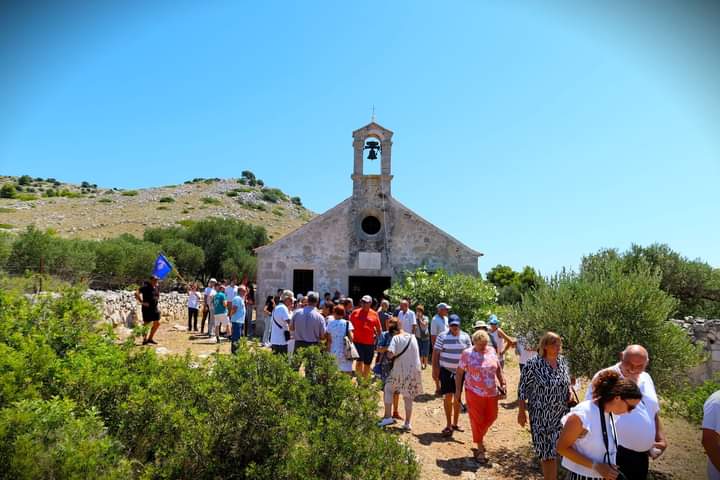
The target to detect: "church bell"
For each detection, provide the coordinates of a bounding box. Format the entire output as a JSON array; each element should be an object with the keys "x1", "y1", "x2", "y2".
[{"x1": 364, "y1": 140, "x2": 380, "y2": 160}]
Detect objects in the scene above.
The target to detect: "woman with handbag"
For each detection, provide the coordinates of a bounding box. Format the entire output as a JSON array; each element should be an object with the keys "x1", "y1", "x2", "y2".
[
  {"x1": 326, "y1": 305, "x2": 355, "y2": 375},
  {"x1": 454, "y1": 329, "x2": 506, "y2": 464},
  {"x1": 518, "y1": 331, "x2": 573, "y2": 479},
  {"x1": 557, "y1": 370, "x2": 642, "y2": 479},
  {"x1": 378, "y1": 321, "x2": 423, "y2": 432}
]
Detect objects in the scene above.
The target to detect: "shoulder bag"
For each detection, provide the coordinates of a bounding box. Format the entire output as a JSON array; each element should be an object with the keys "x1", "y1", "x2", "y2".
[
  {"x1": 389, "y1": 335, "x2": 412, "y2": 373},
  {"x1": 344, "y1": 320, "x2": 360, "y2": 360}
]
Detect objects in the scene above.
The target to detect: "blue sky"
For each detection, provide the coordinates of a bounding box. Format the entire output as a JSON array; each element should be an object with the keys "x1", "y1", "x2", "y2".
[{"x1": 1, "y1": 1, "x2": 718, "y2": 276}]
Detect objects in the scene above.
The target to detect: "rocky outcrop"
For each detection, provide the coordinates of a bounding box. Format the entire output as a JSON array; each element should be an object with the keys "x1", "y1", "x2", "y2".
[
  {"x1": 83, "y1": 289, "x2": 190, "y2": 327},
  {"x1": 671, "y1": 317, "x2": 720, "y2": 382}
]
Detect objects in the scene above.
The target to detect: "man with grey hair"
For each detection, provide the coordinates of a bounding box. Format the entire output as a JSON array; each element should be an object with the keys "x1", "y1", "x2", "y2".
[
  {"x1": 378, "y1": 299, "x2": 392, "y2": 331},
  {"x1": 290, "y1": 291, "x2": 327, "y2": 351},
  {"x1": 270, "y1": 290, "x2": 294, "y2": 354},
  {"x1": 585, "y1": 345, "x2": 667, "y2": 479}
]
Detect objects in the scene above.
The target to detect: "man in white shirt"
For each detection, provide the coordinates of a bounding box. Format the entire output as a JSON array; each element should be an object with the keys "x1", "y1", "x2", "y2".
[
  {"x1": 224, "y1": 280, "x2": 237, "y2": 303},
  {"x1": 430, "y1": 302, "x2": 450, "y2": 394},
  {"x1": 703, "y1": 390, "x2": 720, "y2": 480},
  {"x1": 397, "y1": 299, "x2": 416, "y2": 335},
  {"x1": 585, "y1": 345, "x2": 667, "y2": 479},
  {"x1": 270, "y1": 290, "x2": 294, "y2": 354},
  {"x1": 201, "y1": 278, "x2": 216, "y2": 335}
]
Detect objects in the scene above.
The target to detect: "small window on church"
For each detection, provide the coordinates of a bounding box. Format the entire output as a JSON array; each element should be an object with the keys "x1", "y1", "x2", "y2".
[{"x1": 361, "y1": 216, "x2": 381, "y2": 235}]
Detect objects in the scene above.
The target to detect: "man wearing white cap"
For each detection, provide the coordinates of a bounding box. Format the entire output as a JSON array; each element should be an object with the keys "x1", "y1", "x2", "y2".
[
  {"x1": 350, "y1": 294, "x2": 382, "y2": 378},
  {"x1": 431, "y1": 303, "x2": 451, "y2": 394}
]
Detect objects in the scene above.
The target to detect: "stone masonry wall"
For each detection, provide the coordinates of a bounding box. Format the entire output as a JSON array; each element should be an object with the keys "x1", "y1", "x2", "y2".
[
  {"x1": 671, "y1": 317, "x2": 720, "y2": 382},
  {"x1": 82, "y1": 290, "x2": 190, "y2": 327}
]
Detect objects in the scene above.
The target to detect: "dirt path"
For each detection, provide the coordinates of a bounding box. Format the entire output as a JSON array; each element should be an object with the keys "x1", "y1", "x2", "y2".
[{"x1": 137, "y1": 322, "x2": 705, "y2": 479}]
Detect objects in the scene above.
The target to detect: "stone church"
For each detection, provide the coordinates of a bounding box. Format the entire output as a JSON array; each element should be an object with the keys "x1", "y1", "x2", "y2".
[{"x1": 255, "y1": 120, "x2": 481, "y2": 310}]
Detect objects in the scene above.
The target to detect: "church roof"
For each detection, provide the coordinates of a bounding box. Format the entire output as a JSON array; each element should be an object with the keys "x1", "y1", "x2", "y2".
[{"x1": 352, "y1": 121, "x2": 393, "y2": 136}]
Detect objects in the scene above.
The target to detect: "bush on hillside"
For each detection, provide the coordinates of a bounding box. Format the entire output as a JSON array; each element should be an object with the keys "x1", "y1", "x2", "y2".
[
  {"x1": 388, "y1": 269, "x2": 496, "y2": 331},
  {"x1": 261, "y1": 188, "x2": 287, "y2": 203},
  {"x1": 510, "y1": 259, "x2": 703, "y2": 391},
  {"x1": 1, "y1": 183, "x2": 17, "y2": 198},
  {"x1": 0, "y1": 288, "x2": 420, "y2": 479}
]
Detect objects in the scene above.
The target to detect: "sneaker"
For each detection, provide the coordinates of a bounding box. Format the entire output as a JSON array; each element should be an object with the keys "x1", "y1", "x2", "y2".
[
  {"x1": 400, "y1": 422, "x2": 412, "y2": 432},
  {"x1": 378, "y1": 417, "x2": 396, "y2": 427},
  {"x1": 460, "y1": 402, "x2": 467, "y2": 413},
  {"x1": 147, "y1": 339, "x2": 158, "y2": 345}
]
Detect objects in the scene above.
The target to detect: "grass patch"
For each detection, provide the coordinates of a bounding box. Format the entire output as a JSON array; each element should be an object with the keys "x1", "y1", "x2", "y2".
[
  {"x1": 176, "y1": 219, "x2": 195, "y2": 227},
  {"x1": 98, "y1": 198, "x2": 113, "y2": 204},
  {"x1": 181, "y1": 209, "x2": 190, "y2": 214},
  {"x1": 121, "y1": 190, "x2": 138, "y2": 196},
  {"x1": 157, "y1": 206, "x2": 169, "y2": 211},
  {"x1": 272, "y1": 207, "x2": 284, "y2": 216},
  {"x1": 15, "y1": 193, "x2": 38, "y2": 201},
  {"x1": 225, "y1": 191, "x2": 238, "y2": 197},
  {"x1": 0, "y1": 223, "x2": 13, "y2": 229},
  {"x1": 158, "y1": 196, "x2": 175, "y2": 203},
  {"x1": 238, "y1": 199, "x2": 267, "y2": 211},
  {"x1": 200, "y1": 197, "x2": 221, "y2": 205},
  {"x1": 233, "y1": 187, "x2": 252, "y2": 193},
  {"x1": 0, "y1": 207, "x2": 14, "y2": 213}
]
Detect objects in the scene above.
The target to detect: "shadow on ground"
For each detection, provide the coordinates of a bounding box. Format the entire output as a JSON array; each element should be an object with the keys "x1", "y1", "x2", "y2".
[
  {"x1": 487, "y1": 445, "x2": 542, "y2": 479},
  {"x1": 414, "y1": 393, "x2": 436, "y2": 403},
  {"x1": 436, "y1": 455, "x2": 485, "y2": 476},
  {"x1": 414, "y1": 431, "x2": 465, "y2": 446}
]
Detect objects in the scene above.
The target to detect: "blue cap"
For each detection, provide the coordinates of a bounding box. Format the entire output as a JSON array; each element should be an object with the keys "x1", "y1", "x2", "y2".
[
  {"x1": 449, "y1": 314, "x2": 462, "y2": 326},
  {"x1": 488, "y1": 314, "x2": 499, "y2": 325}
]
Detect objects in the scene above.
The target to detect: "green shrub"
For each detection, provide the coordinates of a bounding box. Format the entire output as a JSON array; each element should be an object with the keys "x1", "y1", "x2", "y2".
[
  {"x1": 1, "y1": 183, "x2": 17, "y2": 198},
  {"x1": 17, "y1": 175, "x2": 32, "y2": 186},
  {"x1": 121, "y1": 190, "x2": 138, "y2": 196},
  {"x1": 388, "y1": 269, "x2": 497, "y2": 331},
  {"x1": 0, "y1": 223, "x2": 13, "y2": 229},
  {"x1": 59, "y1": 189, "x2": 82, "y2": 199},
  {"x1": 238, "y1": 199, "x2": 267, "y2": 211},
  {"x1": 668, "y1": 376, "x2": 720, "y2": 424},
  {"x1": 98, "y1": 198, "x2": 113, "y2": 203},
  {"x1": 157, "y1": 206, "x2": 169, "y2": 210},
  {"x1": 291, "y1": 196, "x2": 302, "y2": 206},
  {"x1": 43, "y1": 189, "x2": 57, "y2": 197},
  {"x1": 0, "y1": 288, "x2": 420, "y2": 479},
  {"x1": 261, "y1": 188, "x2": 287, "y2": 203},
  {"x1": 0, "y1": 398, "x2": 133, "y2": 479},
  {"x1": 225, "y1": 191, "x2": 238, "y2": 197},
  {"x1": 272, "y1": 207, "x2": 284, "y2": 216},
  {"x1": 510, "y1": 259, "x2": 703, "y2": 391},
  {"x1": 200, "y1": 196, "x2": 221, "y2": 205},
  {"x1": 158, "y1": 196, "x2": 175, "y2": 203}
]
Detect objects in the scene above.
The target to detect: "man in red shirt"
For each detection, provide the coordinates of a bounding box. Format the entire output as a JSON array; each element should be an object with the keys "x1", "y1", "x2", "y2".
[{"x1": 350, "y1": 294, "x2": 382, "y2": 378}]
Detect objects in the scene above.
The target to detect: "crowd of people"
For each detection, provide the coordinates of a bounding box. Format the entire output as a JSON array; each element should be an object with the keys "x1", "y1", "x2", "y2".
[{"x1": 134, "y1": 277, "x2": 720, "y2": 480}]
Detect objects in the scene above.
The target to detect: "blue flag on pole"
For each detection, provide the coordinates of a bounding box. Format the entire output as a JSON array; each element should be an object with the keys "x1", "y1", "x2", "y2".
[{"x1": 152, "y1": 254, "x2": 173, "y2": 279}]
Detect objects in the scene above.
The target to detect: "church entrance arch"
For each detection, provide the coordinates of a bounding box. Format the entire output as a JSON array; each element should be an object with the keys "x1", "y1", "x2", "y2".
[{"x1": 348, "y1": 275, "x2": 391, "y2": 305}]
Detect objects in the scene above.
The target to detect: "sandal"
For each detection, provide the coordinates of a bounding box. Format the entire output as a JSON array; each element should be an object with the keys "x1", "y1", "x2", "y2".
[
  {"x1": 474, "y1": 449, "x2": 488, "y2": 464},
  {"x1": 452, "y1": 425, "x2": 464, "y2": 432},
  {"x1": 441, "y1": 427, "x2": 453, "y2": 437}
]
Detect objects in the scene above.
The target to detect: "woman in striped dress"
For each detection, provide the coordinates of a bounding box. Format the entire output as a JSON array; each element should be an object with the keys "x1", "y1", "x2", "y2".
[{"x1": 518, "y1": 332, "x2": 572, "y2": 480}]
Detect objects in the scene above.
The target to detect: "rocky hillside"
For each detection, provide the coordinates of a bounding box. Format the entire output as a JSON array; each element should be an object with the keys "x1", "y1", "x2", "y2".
[{"x1": 0, "y1": 175, "x2": 313, "y2": 241}]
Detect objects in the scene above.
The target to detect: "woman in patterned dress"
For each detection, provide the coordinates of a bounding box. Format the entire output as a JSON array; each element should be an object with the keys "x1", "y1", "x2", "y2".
[
  {"x1": 518, "y1": 331, "x2": 572, "y2": 480},
  {"x1": 378, "y1": 322, "x2": 423, "y2": 432},
  {"x1": 455, "y1": 329, "x2": 506, "y2": 464}
]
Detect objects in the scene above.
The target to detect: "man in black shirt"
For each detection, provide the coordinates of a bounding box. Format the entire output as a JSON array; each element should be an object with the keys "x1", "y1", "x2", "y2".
[{"x1": 135, "y1": 275, "x2": 161, "y2": 345}]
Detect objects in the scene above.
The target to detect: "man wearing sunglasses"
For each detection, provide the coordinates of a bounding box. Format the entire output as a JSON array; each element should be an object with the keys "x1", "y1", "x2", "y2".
[{"x1": 585, "y1": 345, "x2": 667, "y2": 479}]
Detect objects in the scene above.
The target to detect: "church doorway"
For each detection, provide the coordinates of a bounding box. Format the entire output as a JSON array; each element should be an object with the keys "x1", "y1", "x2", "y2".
[
  {"x1": 348, "y1": 276, "x2": 391, "y2": 305},
  {"x1": 293, "y1": 269, "x2": 314, "y2": 297}
]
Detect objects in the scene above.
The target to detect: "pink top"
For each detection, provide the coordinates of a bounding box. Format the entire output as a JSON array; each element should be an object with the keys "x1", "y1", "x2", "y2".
[{"x1": 458, "y1": 346, "x2": 500, "y2": 397}]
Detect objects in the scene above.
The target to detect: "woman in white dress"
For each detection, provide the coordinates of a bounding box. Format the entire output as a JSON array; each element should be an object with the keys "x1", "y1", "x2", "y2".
[
  {"x1": 326, "y1": 305, "x2": 354, "y2": 374},
  {"x1": 378, "y1": 323, "x2": 423, "y2": 432}
]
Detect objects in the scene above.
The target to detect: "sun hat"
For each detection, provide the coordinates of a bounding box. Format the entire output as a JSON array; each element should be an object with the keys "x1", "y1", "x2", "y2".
[
  {"x1": 436, "y1": 302, "x2": 452, "y2": 310},
  {"x1": 488, "y1": 314, "x2": 499, "y2": 325},
  {"x1": 474, "y1": 320, "x2": 489, "y2": 330}
]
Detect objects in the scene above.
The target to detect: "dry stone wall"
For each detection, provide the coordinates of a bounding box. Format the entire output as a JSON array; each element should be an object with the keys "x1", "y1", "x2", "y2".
[
  {"x1": 671, "y1": 317, "x2": 720, "y2": 382},
  {"x1": 83, "y1": 290, "x2": 190, "y2": 327}
]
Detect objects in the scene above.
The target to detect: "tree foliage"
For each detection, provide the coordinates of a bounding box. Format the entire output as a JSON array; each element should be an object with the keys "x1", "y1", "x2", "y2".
[
  {"x1": 510, "y1": 258, "x2": 702, "y2": 391},
  {"x1": 582, "y1": 243, "x2": 720, "y2": 318},
  {"x1": 388, "y1": 269, "x2": 497, "y2": 331},
  {"x1": 0, "y1": 287, "x2": 420, "y2": 479},
  {"x1": 486, "y1": 264, "x2": 544, "y2": 305}
]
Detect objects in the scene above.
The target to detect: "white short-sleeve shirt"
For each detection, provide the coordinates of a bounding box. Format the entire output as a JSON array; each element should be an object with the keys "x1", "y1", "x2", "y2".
[
  {"x1": 585, "y1": 364, "x2": 659, "y2": 452},
  {"x1": 561, "y1": 400, "x2": 618, "y2": 478},
  {"x1": 703, "y1": 390, "x2": 720, "y2": 480},
  {"x1": 270, "y1": 304, "x2": 290, "y2": 346},
  {"x1": 397, "y1": 309, "x2": 416, "y2": 333}
]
